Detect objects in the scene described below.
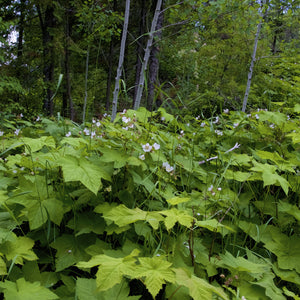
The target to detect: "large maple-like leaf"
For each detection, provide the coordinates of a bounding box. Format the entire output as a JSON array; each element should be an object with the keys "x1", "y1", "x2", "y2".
[
  {"x1": 58, "y1": 155, "x2": 111, "y2": 195},
  {"x1": 159, "y1": 208, "x2": 194, "y2": 230},
  {"x1": 76, "y1": 249, "x2": 139, "y2": 291},
  {"x1": 0, "y1": 278, "x2": 58, "y2": 300},
  {"x1": 174, "y1": 268, "x2": 229, "y2": 300},
  {"x1": 134, "y1": 256, "x2": 175, "y2": 298}
]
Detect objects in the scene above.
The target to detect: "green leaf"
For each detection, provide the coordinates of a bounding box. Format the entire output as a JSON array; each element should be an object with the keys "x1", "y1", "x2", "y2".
[
  {"x1": 50, "y1": 234, "x2": 91, "y2": 272},
  {"x1": 251, "y1": 161, "x2": 290, "y2": 195},
  {"x1": 278, "y1": 201, "x2": 300, "y2": 221},
  {"x1": 22, "y1": 136, "x2": 56, "y2": 153},
  {"x1": 167, "y1": 196, "x2": 190, "y2": 205},
  {"x1": 283, "y1": 287, "x2": 300, "y2": 299},
  {"x1": 76, "y1": 278, "x2": 139, "y2": 300},
  {"x1": 98, "y1": 147, "x2": 129, "y2": 168},
  {"x1": 159, "y1": 208, "x2": 194, "y2": 230},
  {"x1": 265, "y1": 234, "x2": 300, "y2": 273},
  {"x1": 252, "y1": 272, "x2": 285, "y2": 300},
  {"x1": 0, "y1": 236, "x2": 38, "y2": 264},
  {"x1": 58, "y1": 155, "x2": 111, "y2": 195},
  {"x1": 0, "y1": 257, "x2": 7, "y2": 275},
  {"x1": 0, "y1": 278, "x2": 58, "y2": 300},
  {"x1": 215, "y1": 251, "x2": 268, "y2": 274},
  {"x1": 174, "y1": 268, "x2": 229, "y2": 300},
  {"x1": 134, "y1": 256, "x2": 175, "y2": 298},
  {"x1": 95, "y1": 203, "x2": 147, "y2": 226},
  {"x1": 196, "y1": 219, "x2": 234, "y2": 233},
  {"x1": 76, "y1": 249, "x2": 139, "y2": 291}
]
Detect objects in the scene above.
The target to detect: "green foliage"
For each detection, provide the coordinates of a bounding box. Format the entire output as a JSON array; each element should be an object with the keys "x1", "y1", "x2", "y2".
[{"x1": 0, "y1": 106, "x2": 299, "y2": 298}]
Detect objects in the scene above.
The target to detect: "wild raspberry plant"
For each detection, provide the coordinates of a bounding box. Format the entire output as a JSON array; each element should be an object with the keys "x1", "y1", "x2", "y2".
[{"x1": 0, "y1": 106, "x2": 299, "y2": 299}]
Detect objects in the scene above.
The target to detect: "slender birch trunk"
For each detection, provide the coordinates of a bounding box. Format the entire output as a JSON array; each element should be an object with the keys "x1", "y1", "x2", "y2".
[
  {"x1": 147, "y1": 4, "x2": 164, "y2": 111},
  {"x1": 111, "y1": 0, "x2": 130, "y2": 122},
  {"x1": 133, "y1": 0, "x2": 163, "y2": 111},
  {"x1": 242, "y1": 0, "x2": 266, "y2": 112},
  {"x1": 82, "y1": 44, "x2": 90, "y2": 123}
]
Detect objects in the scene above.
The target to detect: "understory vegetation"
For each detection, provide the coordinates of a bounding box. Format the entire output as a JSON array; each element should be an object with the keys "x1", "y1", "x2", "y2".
[{"x1": 0, "y1": 104, "x2": 299, "y2": 299}]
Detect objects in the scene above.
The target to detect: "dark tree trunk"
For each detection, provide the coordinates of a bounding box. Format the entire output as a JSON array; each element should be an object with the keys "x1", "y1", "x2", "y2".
[
  {"x1": 147, "y1": 3, "x2": 164, "y2": 111},
  {"x1": 132, "y1": 0, "x2": 146, "y2": 108},
  {"x1": 17, "y1": 0, "x2": 25, "y2": 59},
  {"x1": 64, "y1": 1, "x2": 75, "y2": 120},
  {"x1": 105, "y1": 0, "x2": 117, "y2": 113},
  {"x1": 37, "y1": 4, "x2": 55, "y2": 116},
  {"x1": 105, "y1": 39, "x2": 114, "y2": 112}
]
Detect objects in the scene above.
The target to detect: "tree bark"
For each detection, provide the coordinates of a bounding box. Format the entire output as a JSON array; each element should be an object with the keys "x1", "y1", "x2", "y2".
[
  {"x1": 147, "y1": 3, "x2": 164, "y2": 111},
  {"x1": 111, "y1": 0, "x2": 131, "y2": 122},
  {"x1": 82, "y1": 44, "x2": 90, "y2": 123},
  {"x1": 105, "y1": 0, "x2": 117, "y2": 112},
  {"x1": 37, "y1": 4, "x2": 55, "y2": 116},
  {"x1": 242, "y1": 0, "x2": 266, "y2": 112},
  {"x1": 132, "y1": 0, "x2": 146, "y2": 108},
  {"x1": 64, "y1": 2, "x2": 75, "y2": 120},
  {"x1": 133, "y1": 0, "x2": 163, "y2": 111}
]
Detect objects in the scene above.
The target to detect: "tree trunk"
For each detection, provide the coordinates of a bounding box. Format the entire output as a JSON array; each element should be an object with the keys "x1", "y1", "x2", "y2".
[
  {"x1": 111, "y1": 0, "x2": 131, "y2": 122},
  {"x1": 133, "y1": 0, "x2": 163, "y2": 111},
  {"x1": 242, "y1": 0, "x2": 266, "y2": 112},
  {"x1": 37, "y1": 4, "x2": 55, "y2": 116},
  {"x1": 17, "y1": 0, "x2": 25, "y2": 59},
  {"x1": 147, "y1": 3, "x2": 164, "y2": 111},
  {"x1": 64, "y1": 2, "x2": 75, "y2": 120},
  {"x1": 133, "y1": 0, "x2": 146, "y2": 108},
  {"x1": 105, "y1": 0, "x2": 117, "y2": 112},
  {"x1": 82, "y1": 44, "x2": 90, "y2": 123},
  {"x1": 105, "y1": 38, "x2": 114, "y2": 112}
]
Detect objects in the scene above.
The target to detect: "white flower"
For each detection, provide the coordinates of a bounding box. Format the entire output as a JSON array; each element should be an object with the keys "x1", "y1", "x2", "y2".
[
  {"x1": 180, "y1": 130, "x2": 184, "y2": 135},
  {"x1": 20, "y1": 113, "x2": 23, "y2": 118},
  {"x1": 213, "y1": 116, "x2": 219, "y2": 124},
  {"x1": 12, "y1": 170, "x2": 17, "y2": 174},
  {"x1": 83, "y1": 128, "x2": 90, "y2": 135},
  {"x1": 215, "y1": 130, "x2": 223, "y2": 136},
  {"x1": 163, "y1": 162, "x2": 174, "y2": 173},
  {"x1": 196, "y1": 116, "x2": 200, "y2": 120},
  {"x1": 233, "y1": 123, "x2": 239, "y2": 128},
  {"x1": 142, "y1": 143, "x2": 152, "y2": 152},
  {"x1": 153, "y1": 143, "x2": 160, "y2": 150},
  {"x1": 161, "y1": 116, "x2": 165, "y2": 121},
  {"x1": 223, "y1": 109, "x2": 229, "y2": 114},
  {"x1": 96, "y1": 121, "x2": 101, "y2": 127},
  {"x1": 65, "y1": 131, "x2": 71, "y2": 137},
  {"x1": 14, "y1": 129, "x2": 20, "y2": 136},
  {"x1": 122, "y1": 127, "x2": 128, "y2": 130},
  {"x1": 287, "y1": 115, "x2": 290, "y2": 120},
  {"x1": 0, "y1": 131, "x2": 4, "y2": 136},
  {"x1": 122, "y1": 116, "x2": 131, "y2": 123},
  {"x1": 217, "y1": 187, "x2": 222, "y2": 191},
  {"x1": 208, "y1": 185, "x2": 213, "y2": 192},
  {"x1": 269, "y1": 124, "x2": 275, "y2": 129},
  {"x1": 241, "y1": 297, "x2": 247, "y2": 300},
  {"x1": 165, "y1": 164, "x2": 174, "y2": 172},
  {"x1": 255, "y1": 114, "x2": 259, "y2": 120},
  {"x1": 92, "y1": 119, "x2": 96, "y2": 124},
  {"x1": 91, "y1": 131, "x2": 96, "y2": 138},
  {"x1": 247, "y1": 114, "x2": 251, "y2": 117},
  {"x1": 103, "y1": 113, "x2": 107, "y2": 117},
  {"x1": 139, "y1": 154, "x2": 145, "y2": 160},
  {"x1": 36, "y1": 116, "x2": 40, "y2": 121},
  {"x1": 186, "y1": 123, "x2": 190, "y2": 127},
  {"x1": 200, "y1": 122, "x2": 206, "y2": 127}
]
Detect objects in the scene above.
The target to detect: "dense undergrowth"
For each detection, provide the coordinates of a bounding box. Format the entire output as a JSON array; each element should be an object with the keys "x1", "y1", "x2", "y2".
[{"x1": 0, "y1": 105, "x2": 299, "y2": 299}]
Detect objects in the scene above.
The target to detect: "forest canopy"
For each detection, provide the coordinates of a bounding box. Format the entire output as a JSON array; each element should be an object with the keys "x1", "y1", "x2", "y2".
[{"x1": 0, "y1": 0, "x2": 299, "y2": 120}]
